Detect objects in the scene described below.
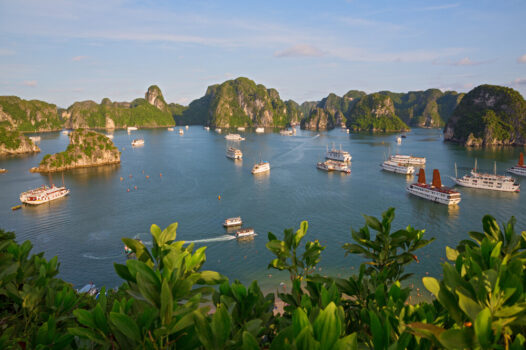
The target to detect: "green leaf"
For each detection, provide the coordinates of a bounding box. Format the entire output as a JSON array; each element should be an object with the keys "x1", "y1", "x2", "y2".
[
  {"x1": 68, "y1": 327, "x2": 108, "y2": 345},
  {"x1": 160, "y1": 279, "x2": 173, "y2": 325},
  {"x1": 334, "y1": 333, "x2": 358, "y2": 350},
  {"x1": 293, "y1": 221, "x2": 308, "y2": 248},
  {"x1": 457, "y1": 291, "x2": 482, "y2": 321},
  {"x1": 422, "y1": 277, "x2": 440, "y2": 297},
  {"x1": 159, "y1": 222, "x2": 178, "y2": 245},
  {"x1": 363, "y1": 215, "x2": 383, "y2": 232},
  {"x1": 445, "y1": 246, "x2": 459, "y2": 261},
  {"x1": 475, "y1": 308, "x2": 492, "y2": 348},
  {"x1": 314, "y1": 302, "x2": 341, "y2": 350},
  {"x1": 150, "y1": 224, "x2": 162, "y2": 246},
  {"x1": 73, "y1": 309, "x2": 96, "y2": 329},
  {"x1": 211, "y1": 304, "x2": 231, "y2": 348},
  {"x1": 292, "y1": 308, "x2": 311, "y2": 336},
  {"x1": 110, "y1": 312, "x2": 141, "y2": 342},
  {"x1": 197, "y1": 270, "x2": 225, "y2": 285},
  {"x1": 369, "y1": 311, "x2": 386, "y2": 350},
  {"x1": 93, "y1": 304, "x2": 110, "y2": 335},
  {"x1": 242, "y1": 331, "x2": 260, "y2": 350},
  {"x1": 438, "y1": 329, "x2": 472, "y2": 349}
]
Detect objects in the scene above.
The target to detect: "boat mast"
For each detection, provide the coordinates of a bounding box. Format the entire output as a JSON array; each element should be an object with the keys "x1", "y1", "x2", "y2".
[
  {"x1": 474, "y1": 158, "x2": 477, "y2": 172},
  {"x1": 494, "y1": 161, "x2": 497, "y2": 175},
  {"x1": 455, "y1": 162, "x2": 458, "y2": 178}
]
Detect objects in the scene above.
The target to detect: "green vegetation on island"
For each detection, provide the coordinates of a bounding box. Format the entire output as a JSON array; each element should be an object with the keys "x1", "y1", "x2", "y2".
[
  {"x1": 33, "y1": 129, "x2": 120, "y2": 172},
  {"x1": 64, "y1": 86, "x2": 175, "y2": 130},
  {"x1": 180, "y1": 77, "x2": 301, "y2": 128},
  {"x1": 1, "y1": 209, "x2": 525, "y2": 349},
  {"x1": 444, "y1": 84, "x2": 526, "y2": 146},
  {"x1": 0, "y1": 126, "x2": 40, "y2": 155},
  {"x1": 346, "y1": 93, "x2": 410, "y2": 132},
  {"x1": 0, "y1": 96, "x2": 62, "y2": 132}
]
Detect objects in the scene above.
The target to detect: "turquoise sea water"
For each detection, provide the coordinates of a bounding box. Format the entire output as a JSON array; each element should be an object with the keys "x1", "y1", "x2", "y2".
[{"x1": 0, "y1": 127, "x2": 524, "y2": 292}]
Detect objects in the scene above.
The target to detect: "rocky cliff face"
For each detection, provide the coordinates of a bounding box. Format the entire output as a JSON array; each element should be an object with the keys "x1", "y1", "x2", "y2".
[
  {"x1": 444, "y1": 85, "x2": 526, "y2": 146},
  {"x1": 301, "y1": 107, "x2": 337, "y2": 130},
  {"x1": 0, "y1": 127, "x2": 40, "y2": 155},
  {"x1": 346, "y1": 93, "x2": 409, "y2": 132},
  {"x1": 180, "y1": 77, "x2": 299, "y2": 127},
  {"x1": 31, "y1": 129, "x2": 120, "y2": 173},
  {"x1": 0, "y1": 96, "x2": 62, "y2": 132},
  {"x1": 64, "y1": 86, "x2": 174, "y2": 129}
]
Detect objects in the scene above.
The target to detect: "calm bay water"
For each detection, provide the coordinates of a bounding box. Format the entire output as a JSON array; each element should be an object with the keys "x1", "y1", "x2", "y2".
[{"x1": 0, "y1": 127, "x2": 524, "y2": 292}]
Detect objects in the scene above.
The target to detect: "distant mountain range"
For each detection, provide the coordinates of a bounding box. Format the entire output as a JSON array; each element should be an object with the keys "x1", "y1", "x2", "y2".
[{"x1": 1, "y1": 78, "x2": 525, "y2": 154}]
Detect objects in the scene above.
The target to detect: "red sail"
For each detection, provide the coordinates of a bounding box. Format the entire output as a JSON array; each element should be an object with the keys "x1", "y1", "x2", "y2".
[
  {"x1": 520, "y1": 152, "x2": 524, "y2": 166},
  {"x1": 432, "y1": 169, "x2": 442, "y2": 188},
  {"x1": 417, "y1": 168, "x2": 426, "y2": 184}
]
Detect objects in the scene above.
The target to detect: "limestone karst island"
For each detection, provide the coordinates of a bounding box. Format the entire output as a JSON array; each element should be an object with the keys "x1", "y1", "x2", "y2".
[{"x1": 1, "y1": 1, "x2": 526, "y2": 349}]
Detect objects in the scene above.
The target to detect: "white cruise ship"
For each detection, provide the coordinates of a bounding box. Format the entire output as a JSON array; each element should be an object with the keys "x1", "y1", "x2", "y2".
[
  {"x1": 235, "y1": 228, "x2": 256, "y2": 239},
  {"x1": 29, "y1": 136, "x2": 41, "y2": 143},
  {"x1": 280, "y1": 129, "x2": 293, "y2": 136},
  {"x1": 20, "y1": 185, "x2": 70, "y2": 205},
  {"x1": 178, "y1": 129, "x2": 184, "y2": 135},
  {"x1": 226, "y1": 147, "x2": 243, "y2": 160},
  {"x1": 167, "y1": 127, "x2": 174, "y2": 131},
  {"x1": 204, "y1": 126, "x2": 210, "y2": 131},
  {"x1": 216, "y1": 128, "x2": 222, "y2": 133},
  {"x1": 397, "y1": 136, "x2": 402, "y2": 144},
  {"x1": 325, "y1": 145, "x2": 352, "y2": 162},
  {"x1": 317, "y1": 160, "x2": 351, "y2": 174},
  {"x1": 223, "y1": 217, "x2": 242, "y2": 227},
  {"x1": 225, "y1": 133, "x2": 245, "y2": 141},
  {"x1": 389, "y1": 154, "x2": 426, "y2": 165},
  {"x1": 127, "y1": 126, "x2": 138, "y2": 132},
  {"x1": 451, "y1": 161, "x2": 520, "y2": 192},
  {"x1": 237, "y1": 127, "x2": 245, "y2": 131},
  {"x1": 252, "y1": 161, "x2": 270, "y2": 174},
  {"x1": 507, "y1": 153, "x2": 526, "y2": 177},
  {"x1": 131, "y1": 139, "x2": 144, "y2": 147},
  {"x1": 381, "y1": 160, "x2": 415, "y2": 175},
  {"x1": 407, "y1": 169, "x2": 461, "y2": 205},
  {"x1": 255, "y1": 127, "x2": 265, "y2": 133}
]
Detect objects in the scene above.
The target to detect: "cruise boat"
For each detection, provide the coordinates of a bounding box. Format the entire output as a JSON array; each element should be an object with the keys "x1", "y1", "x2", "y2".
[
  {"x1": 397, "y1": 136, "x2": 402, "y2": 144},
  {"x1": 223, "y1": 217, "x2": 243, "y2": 227},
  {"x1": 131, "y1": 139, "x2": 144, "y2": 147},
  {"x1": 389, "y1": 154, "x2": 426, "y2": 166},
  {"x1": 226, "y1": 147, "x2": 243, "y2": 160},
  {"x1": 216, "y1": 128, "x2": 222, "y2": 133},
  {"x1": 179, "y1": 129, "x2": 184, "y2": 135},
  {"x1": 451, "y1": 161, "x2": 520, "y2": 192},
  {"x1": 407, "y1": 169, "x2": 461, "y2": 205},
  {"x1": 167, "y1": 127, "x2": 174, "y2": 131},
  {"x1": 0, "y1": 168, "x2": 7, "y2": 174},
  {"x1": 325, "y1": 144, "x2": 352, "y2": 162},
  {"x1": 204, "y1": 126, "x2": 210, "y2": 131},
  {"x1": 507, "y1": 153, "x2": 526, "y2": 177},
  {"x1": 20, "y1": 185, "x2": 70, "y2": 205},
  {"x1": 225, "y1": 133, "x2": 245, "y2": 141},
  {"x1": 280, "y1": 129, "x2": 293, "y2": 136},
  {"x1": 316, "y1": 161, "x2": 331, "y2": 172},
  {"x1": 29, "y1": 136, "x2": 41, "y2": 143},
  {"x1": 62, "y1": 130, "x2": 69, "y2": 135},
  {"x1": 255, "y1": 127, "x2": 265, "y2": 133},
  {"x1": 235, "y1": 228, "x2": 256, "y2": 239},
  {"x1": 381, "y1": 160, "x2": 415, "y2": 175},
  {"x1": 185, "y1": 125, "x2": 189, "y2": 129},
  {"x1": 237, "y1": 127, "x2": 245, "y2": 131},
  {"x1": 326, "y1": 160, "x2": 351, "y2": 173},
  {"x1": 106, "y1": 134, "x2": 114, "y2": 139},
  {"x1": 252, "y1": 161, "x2": 270, "y2": 174},
  {"x1": 127, "y1": 126, "x2": 138, "y2": 132}
]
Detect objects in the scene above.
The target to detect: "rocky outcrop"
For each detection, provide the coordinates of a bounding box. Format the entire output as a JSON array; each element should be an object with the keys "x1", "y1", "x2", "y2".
[
  {"x1": 0, "y1": 127, "x2": 40, "y2": 155},
  {"x1": 180, "y1": 77, "x2": 300, "y2": 128},
  {"x1": 346, "y1": 93, "x2": 409, "y2": 132},
  {"x1": 64, "y1": 86, "x2": 174, "y2": 130},
  {"x1": 145, "y1": 85, "x2": 167, "y2": 111},
  {"x1": 0, "y1": 96, "x2": 62, "y2": 132},
  {"x1": 301, "y1": 107, "x2": 337, "y2": 130},
  {"x1": 444, "y1": 85, "x2": 526, "y2": 146},
  {"x1": 30, "y1": 129, "x2": 120, "y2": 173}
]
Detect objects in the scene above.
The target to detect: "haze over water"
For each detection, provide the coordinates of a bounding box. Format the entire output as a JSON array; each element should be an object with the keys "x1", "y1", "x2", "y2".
[{"x1": 0, "y1": 128, "x2": 524, "y2": 290}]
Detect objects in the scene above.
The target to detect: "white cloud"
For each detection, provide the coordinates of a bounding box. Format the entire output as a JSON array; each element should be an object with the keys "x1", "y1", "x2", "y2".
[
  {"x1": 274, "y1": 45, "x2": 324, "y2": 58},
  {"x1": 517, "y1": 54, "x2": 526, "y2": 64},
  {"x1": 329, "y1": 47, "x2": 465, "y2": 63},
  {"x1": 0, "y1": 48, "x2": 15, "y2": 56},
  {"x1": 72, "y1": 56, "x2": 86, "y2": 61},
  {"x1": 416, "y1": 3, "x2": 460, "y2": 11},
  {"x1": 23, "y1": 80, "x2": 37, "y2": 87},
  {"x1": 433, "y1": 57, "x2": 493, "y2": 66},
  {"x1": 511, "y1": 78, "x2": 526, "y2": 86}
]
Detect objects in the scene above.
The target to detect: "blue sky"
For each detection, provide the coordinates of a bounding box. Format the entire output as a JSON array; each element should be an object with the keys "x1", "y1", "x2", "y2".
[{"x1": 1, "y1": 0, "x2": 525, "y2": 107}]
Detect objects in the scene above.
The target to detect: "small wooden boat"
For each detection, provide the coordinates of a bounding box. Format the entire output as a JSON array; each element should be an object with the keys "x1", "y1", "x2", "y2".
[{"x1": 12, "y1": 205, "x2": 22, "y2": 211}]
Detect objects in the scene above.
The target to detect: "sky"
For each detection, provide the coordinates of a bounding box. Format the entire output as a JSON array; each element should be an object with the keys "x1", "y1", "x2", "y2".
[{"x1": 1, "y1": 0, "x2": 525, "y2": 108}]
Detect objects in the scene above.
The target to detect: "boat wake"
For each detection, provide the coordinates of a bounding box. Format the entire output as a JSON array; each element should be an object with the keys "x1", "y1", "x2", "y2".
[
  {"x1": 272, "y1": 134, "x2": 320, "y2": 166},
  {"x1": 82, "y1": 253, "x2": 121, "y2": 260},
  {"x1": 184, "y1": 235, "x2": 237, "y2": 244}
]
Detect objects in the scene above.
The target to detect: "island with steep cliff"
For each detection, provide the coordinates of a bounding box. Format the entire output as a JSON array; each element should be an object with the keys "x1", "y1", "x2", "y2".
[
  {"x1": 0, "y1": 127, "x2": 40, "y2": 155},
  {"x1": 30, "y1": 129, "x2": 120, "y2": 173},
  {"x1": 0, "y1": 96, "x2": 62, "y2": 132},
  {"x1": 176, "y1": 77, "x2": 302, "y2": 128},
  {"x1": 444, "y1": 85, "x2": 526, "y2": 146},
  {"x1": 345, "y1": 93, "x2": 409, "y2": 132},
  {"x1": 63, "y1": 86, "x2": 174, "y2": 130}
]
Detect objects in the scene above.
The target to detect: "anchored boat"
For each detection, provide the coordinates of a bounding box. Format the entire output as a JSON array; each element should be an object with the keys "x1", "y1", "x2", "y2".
[
  {"x1": 406, "y1": 169, "x2": 461, "y2": 205},
  {"x1": 235, "y1": 228, "x2": 256, "y2": 239},
  {"x1": 381, "y1": 160, "x2": 415, "y2": 175},
  {"x1": 451, "y1": 160, "x2": 519, "y2": 192},
  {"x1": 507, "y1": 153, "x2": 526, "y2": 177},
  {"x1": 19, "y1": 184, "x2": 70, "y2": 205},
  {"x1": 389, "y1": 154, "x2": 426, "y2": 165},
  {"x1": 131, "y1": 139, "x2": 144, "y2": 147},
  {"x1": 325, "y1": 144, "x2": 352, "y2": 162},
  {"x1": 225, "y1": 133, "x2": 245, "y2": 141},
  {"x1": 226, "y1": 147, "x2": 243, "y2": 160},
  {"x1": 223, "y1": 217, "x2": 243, "y2": 227},
  {"x1": 252, "y1": 161, "x2": 270, "y2": 174},
  {"x1": 255, "y1": 127, "x2": 264, "y2": 133}
]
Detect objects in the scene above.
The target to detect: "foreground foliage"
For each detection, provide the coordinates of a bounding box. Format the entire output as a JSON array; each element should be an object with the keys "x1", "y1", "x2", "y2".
[{"x1": 1, "y1": 208, "x2": 525, "y2": 349}]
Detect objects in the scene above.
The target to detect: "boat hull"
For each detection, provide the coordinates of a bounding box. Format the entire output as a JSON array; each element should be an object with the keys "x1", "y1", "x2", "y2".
[
  {"x1": 406, "y1": 185, "x2": 461, "y2": 205},
  {"x1": 450, "y1": 176, "x2": 520, "y2": 192},
  {"x1": 381, "y1": 162, "x2": 415, "y2": 175}
]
